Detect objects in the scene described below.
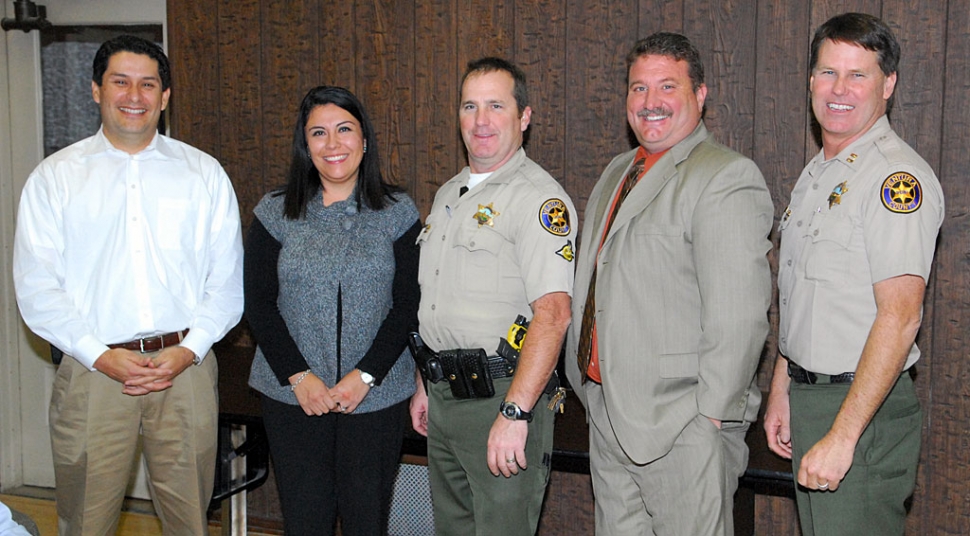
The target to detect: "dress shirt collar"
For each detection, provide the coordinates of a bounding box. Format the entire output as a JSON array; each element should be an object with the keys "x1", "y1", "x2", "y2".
[{"x1": 81, "y1": 127, "x2": 177, "y2": 161}]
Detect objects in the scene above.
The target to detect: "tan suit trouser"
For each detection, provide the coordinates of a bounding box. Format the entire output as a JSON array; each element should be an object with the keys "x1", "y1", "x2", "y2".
[
  {"x1": 585, "y1": 382, "x2": 748, "y2": 536},
  {"x1": 49, "y1": 350, "x2": 218, "y2": 536}
]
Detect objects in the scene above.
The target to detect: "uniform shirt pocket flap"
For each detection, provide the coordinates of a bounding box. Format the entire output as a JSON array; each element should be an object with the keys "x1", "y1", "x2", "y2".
[
  {"x1": 457, "y1": 225, "x2": 503, "y2": 253},
  {"x1": 809, "y1": 214, "x2": 852, "y2": 246}
]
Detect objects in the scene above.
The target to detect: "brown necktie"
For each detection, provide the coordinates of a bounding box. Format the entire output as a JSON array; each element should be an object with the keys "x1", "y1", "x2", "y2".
[{"x1": 576, "y1": 157, "x2": 645, "y2": 382}]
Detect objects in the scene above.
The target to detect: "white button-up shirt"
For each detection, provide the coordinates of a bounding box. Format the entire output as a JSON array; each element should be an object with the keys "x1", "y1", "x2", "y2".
[{"x1": 14, "y1": 128, "x2": 244, "y2": 369}]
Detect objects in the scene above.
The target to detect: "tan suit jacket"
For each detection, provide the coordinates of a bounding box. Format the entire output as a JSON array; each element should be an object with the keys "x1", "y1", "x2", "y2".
[{"x1": 564, "y1": 122, "x2": 773, "y2": 464}]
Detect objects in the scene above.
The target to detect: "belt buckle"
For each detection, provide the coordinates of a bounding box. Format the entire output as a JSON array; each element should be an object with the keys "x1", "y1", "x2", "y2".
[{"x1": 139, "y1": 338, "x2": 147, "y2": 353}]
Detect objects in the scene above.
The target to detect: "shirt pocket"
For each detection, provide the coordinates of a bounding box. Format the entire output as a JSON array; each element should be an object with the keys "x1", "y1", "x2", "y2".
[
  {"x1": 156, "y1": 198, "x2": 193, "y2": 250},
  {"x1": 804, "y1": 213, "x2": 852, "y2": 284},
  {"x1": 455, "y1": 224, "x2": 504, "y2": 297}
]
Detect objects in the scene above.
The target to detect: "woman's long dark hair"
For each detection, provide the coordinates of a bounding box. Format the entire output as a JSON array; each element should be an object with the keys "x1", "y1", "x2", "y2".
[{"x1": 281, "y1": 86, "x2": 401, "y2": 219}]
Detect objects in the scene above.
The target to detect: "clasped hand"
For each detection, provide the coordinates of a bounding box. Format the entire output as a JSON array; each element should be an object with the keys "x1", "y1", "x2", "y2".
[
  {"x1": 94, "y1": 346, "x2": 196, "y2": 396},
  {"x1": 292, "y1": 370, "x2": 371, "y2": 416}
]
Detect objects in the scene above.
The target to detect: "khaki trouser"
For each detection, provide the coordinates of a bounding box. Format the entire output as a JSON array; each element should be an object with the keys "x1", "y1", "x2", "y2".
[
  {"x1": 585, "y1": 381, "x2": 749, "y2": 536},
  {"x1": 50, "y1": 350, "x2": 218, "y2": 536}
]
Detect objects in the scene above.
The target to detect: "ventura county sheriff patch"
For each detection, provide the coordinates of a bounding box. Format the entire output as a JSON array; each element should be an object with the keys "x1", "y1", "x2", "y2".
[
  {"x1": 880, "y1": 171, "x2": 922, "y2": 214},
  {"x1": 539, "y1": 198, "x2": 571, "y2": 236}
]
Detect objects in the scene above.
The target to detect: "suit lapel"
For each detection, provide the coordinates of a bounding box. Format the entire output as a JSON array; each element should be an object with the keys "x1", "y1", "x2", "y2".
[
  {"x1": 600, "y1": 123, "x2": 711, "y2": 249},
  {"x1": 603, "y1": 157, "x2": 677, "y2": 247},
  {"x1": 589, "y1": 155, "x2": 632, "y2": 246},
  {"x1": 574, "y1": 149, "x2": 637, "y2": 276}
]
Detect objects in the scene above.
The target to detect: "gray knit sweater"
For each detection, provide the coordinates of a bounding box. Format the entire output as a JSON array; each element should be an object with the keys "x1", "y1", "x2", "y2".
[{"x1": 247, "y1": 190, "x2": 419, "y2": 412}]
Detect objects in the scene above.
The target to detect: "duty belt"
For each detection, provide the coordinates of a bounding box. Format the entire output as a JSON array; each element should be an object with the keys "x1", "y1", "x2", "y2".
[
  {"x1": 415, "y1": 346, "x2": 515, "y2": 399},
  {"x1": 407, "y1": 316, "x2": 550, "y2": 400},
  {"x1": 788, "y1": 362, "x2": 855, "y2": 385}
]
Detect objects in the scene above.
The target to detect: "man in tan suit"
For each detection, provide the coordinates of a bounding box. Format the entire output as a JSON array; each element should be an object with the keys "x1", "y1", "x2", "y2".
[{"x1": 564, "y1": 33, "x2": 773, "y2": 535}]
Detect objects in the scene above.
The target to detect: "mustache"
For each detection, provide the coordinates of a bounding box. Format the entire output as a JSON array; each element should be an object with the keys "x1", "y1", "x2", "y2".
[{"x1": 637, "y1": 107, "x2": 671, "y2": 118}]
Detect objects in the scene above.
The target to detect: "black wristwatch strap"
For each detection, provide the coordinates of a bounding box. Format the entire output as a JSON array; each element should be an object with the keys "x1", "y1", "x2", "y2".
[{"x1": 499, "y1": 401, "x2": 534, "y2": 422}]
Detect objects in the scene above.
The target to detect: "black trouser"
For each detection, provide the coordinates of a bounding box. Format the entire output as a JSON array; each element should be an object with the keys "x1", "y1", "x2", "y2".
[{"x1": 261, "y1": 396, "x2": 408, "y2": 536}]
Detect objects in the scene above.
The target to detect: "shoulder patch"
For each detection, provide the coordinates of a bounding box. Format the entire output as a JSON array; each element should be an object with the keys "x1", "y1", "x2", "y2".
[
  {"x1": 538, "y1": 198, "x2": 571, "y2": 236},
  {"x1": 880, "y1": 172, "x2": 922, "y2": 214},
  {"x1": 556, "y1": 240, "x2": 575, "y2": 262}
]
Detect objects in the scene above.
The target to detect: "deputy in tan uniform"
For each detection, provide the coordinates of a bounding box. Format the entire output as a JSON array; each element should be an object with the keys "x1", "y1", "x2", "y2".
[
  {"x1": 764, "y1": 13, "x2": 944, "y2": 536},
  {"x1": 409, "y1": 57, "x2": 575, "y2": 536}
]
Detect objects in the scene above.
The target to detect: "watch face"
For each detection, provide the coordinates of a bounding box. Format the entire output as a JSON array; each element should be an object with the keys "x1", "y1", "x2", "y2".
[{"x1": 500, "y1": 402, "x2": 521, "y2": 421}]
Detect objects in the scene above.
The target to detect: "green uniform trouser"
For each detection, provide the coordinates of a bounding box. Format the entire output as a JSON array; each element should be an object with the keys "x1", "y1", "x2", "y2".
[
  {"x1": 790, "y1": 373, "x2": 921, "y2": 536},
  {"x1": 427, "y1": 376, "x2": 554, "y2": 536}
]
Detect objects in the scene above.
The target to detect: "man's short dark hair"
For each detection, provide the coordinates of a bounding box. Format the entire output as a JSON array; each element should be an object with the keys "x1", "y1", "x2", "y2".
[
  {"x1": 810, "y1": 13, "x2": 900, "y2": 76},
  {"x1": 462, "y1": 57, "x2": 529, "y2": 115},
  {"x1": 810, "y1": 13, "x2": 900, "y2": 109},
  {"x1": 92, "y1": 35, "x2": 170, "y2": 91},
  {"x1": 626, "y1": 33, "x2": 705, "y2": 91}
]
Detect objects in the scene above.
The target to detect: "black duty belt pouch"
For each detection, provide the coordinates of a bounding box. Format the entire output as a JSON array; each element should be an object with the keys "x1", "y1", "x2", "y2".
[
  {"x1": 407, "y1": 332, "x2": 445, "y2": 384},
  {"x1": 439, "y1": 348, "x2": 496, "y2": 399},
  {"x1": 418, "y1": 347, "x2": 445, "y2": 383}
]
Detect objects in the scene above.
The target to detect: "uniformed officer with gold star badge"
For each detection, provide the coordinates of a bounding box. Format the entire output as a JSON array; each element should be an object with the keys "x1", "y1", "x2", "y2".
[
  {"x1": 409, "y1": 57, "x2": 576, "y2": 536},
  {"x1": 765, "y1": 13, "x2": 945, "y2": 536}
]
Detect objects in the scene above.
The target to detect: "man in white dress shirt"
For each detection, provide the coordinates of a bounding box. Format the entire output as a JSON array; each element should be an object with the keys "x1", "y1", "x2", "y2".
[{"x1": 13, "y1": 35, "x2": 243, "y2": 535}]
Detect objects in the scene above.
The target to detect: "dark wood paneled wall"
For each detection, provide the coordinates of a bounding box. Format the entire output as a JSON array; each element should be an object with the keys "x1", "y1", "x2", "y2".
[{"x1": 168, "y1": 0, "x2": 970, "y2": 534}]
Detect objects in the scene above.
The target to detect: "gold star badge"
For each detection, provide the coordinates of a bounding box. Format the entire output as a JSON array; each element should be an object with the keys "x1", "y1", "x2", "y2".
[
  {"x1": 828, "y1": 181, "x2": 848, "y2": 209},
  {"x1": 474, "y1": 203, "x2": 500, "y2": 227}
]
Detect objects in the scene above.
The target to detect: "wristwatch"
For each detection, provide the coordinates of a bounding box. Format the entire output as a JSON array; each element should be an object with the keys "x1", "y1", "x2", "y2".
[
  {"x1": 359, "y1": 370, "x2": 376, "y2": 387},
  {"x1": 499, "y1": 401, "x2": 534, "y2": 422}
]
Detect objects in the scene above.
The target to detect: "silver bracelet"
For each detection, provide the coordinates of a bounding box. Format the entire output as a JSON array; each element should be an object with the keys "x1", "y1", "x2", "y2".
[{"x1": 290, "y1": 369, "x2": 312, "y2": 391}]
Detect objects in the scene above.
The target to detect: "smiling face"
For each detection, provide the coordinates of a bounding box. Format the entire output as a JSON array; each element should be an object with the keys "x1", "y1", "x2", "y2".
[
  {"x1": 92, "y1": 51, "x2": 170, "y2": 154},
  {"x1": 626, "y1": 54, "x2": 706, "y2": 154},
  {"x1": 810, "y1": 39, "x2": 896, "y2": 158},
  {"x1": 305, "y1": 103, "x2": 365, "y2": 194},
  {"x1": 459, "y1": 70, "x2": 531, "y2": 173}
]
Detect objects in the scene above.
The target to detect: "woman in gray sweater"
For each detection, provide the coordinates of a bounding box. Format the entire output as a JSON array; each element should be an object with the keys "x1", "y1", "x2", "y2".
[{"x1": 245, "y1": 86, "x2": 421, "y2": 536}]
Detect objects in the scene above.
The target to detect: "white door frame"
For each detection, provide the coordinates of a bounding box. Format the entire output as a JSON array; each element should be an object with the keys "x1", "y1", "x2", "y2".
[{"x1": 0, "y1": 0, "x2": 167, "y2": 491}]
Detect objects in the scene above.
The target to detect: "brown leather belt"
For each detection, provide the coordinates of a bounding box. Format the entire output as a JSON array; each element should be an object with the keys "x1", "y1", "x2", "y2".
[{"x1": 108, "y1": 329, "x2": 189, "y2": 353}]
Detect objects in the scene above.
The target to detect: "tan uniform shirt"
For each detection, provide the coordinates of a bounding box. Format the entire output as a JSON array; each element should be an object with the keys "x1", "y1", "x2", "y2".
[
  {"x1": 778, "y1": 116, "x2": 944, "y2": 374},
  {"x1": 417, "y1": 148, "x2": 576, "y2": 352}
]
